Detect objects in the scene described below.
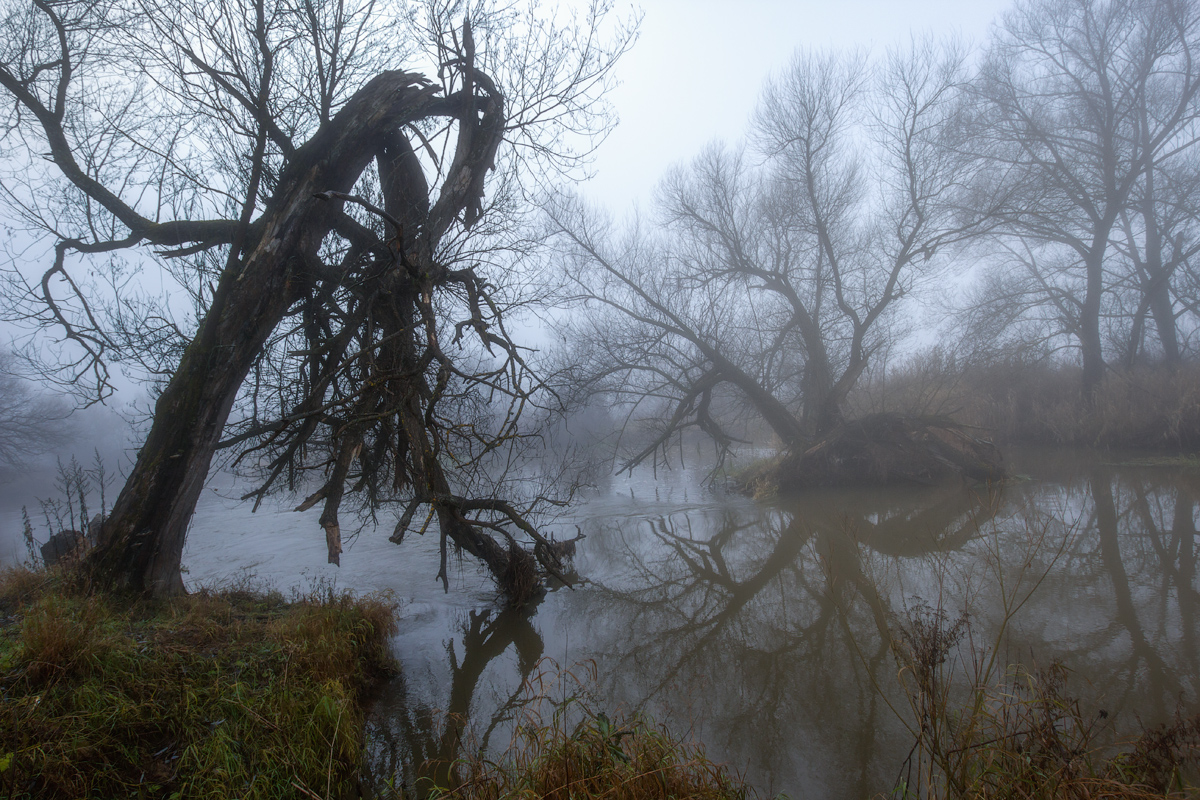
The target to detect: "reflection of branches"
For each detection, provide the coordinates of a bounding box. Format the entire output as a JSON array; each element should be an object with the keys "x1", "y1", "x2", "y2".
[
  {"x1": 575, "y1": 493, "x2": 973, "y2": 793},
  {"x1": 1127, "y1": 480, "x2": 1200, "y2": 611},
  {"x1": 615, "y1": 510, "x2": 820, "y2": 705},
  {"x1": 586, "y1": 487, "x2": 999, "y2": 713},
  {"x1": 1173, "y1": 488, "x2": 1200, "y2": 678},
  {"x1": 1092, "y1": 470, "x2": 1194, "y2": 719},
  {"x1": 362, "y1": 466, "x2": 1200, "y2": 797},
  {"x1": 569, "y1": 473, "x2": 1200, "y2": 796},
  {"x1": 367, "y1": 606, "x2": 544, "y2": 794},
  {"x1": 822, "y1": 485, "x2": 1001, "y2": 558}
]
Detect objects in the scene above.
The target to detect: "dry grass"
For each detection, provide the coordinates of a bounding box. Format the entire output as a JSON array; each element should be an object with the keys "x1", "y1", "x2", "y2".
[
  {"x1": 401, "y1": 663, "x2": 753, "y2": 800},
  {"x1": 434, "y1": 711, "x2": 749, "y2": 800},
  {"x1": 17, "y1": 592, "x2": 111, "y2": 682},
  {"x1": 853, "y1": 352, "x2": 1200, "y2": 450},
  {"x1": 888, "y1": 601, "x2": 1200, "y2": 800},
  {"x1": 0, "y1": 566, "x2": 397, "y2": 799},
  {"x1": 728, "y1": 455, "x2": 784, "y2": 499},
  {"x1": 0, "y1": 565, "x2": 50, "y2": 609}
]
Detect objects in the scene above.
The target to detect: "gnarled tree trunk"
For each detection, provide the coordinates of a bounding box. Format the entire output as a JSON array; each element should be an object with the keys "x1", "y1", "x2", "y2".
[{"x1": 89, "y1": 72, "x2": 469, "y2": 595}]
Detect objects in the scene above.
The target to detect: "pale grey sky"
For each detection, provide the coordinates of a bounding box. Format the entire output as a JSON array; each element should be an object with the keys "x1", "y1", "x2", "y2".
[{"x1": 585, "y1": 0, "x2": 1014, "y2": 212}]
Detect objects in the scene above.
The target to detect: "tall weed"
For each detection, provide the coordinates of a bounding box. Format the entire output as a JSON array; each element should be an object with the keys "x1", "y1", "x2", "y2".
[
  {"x1": 402, "y1": 661, "x2": 752, "y2": 800},
  {"x1": 852, "y1": 351, "x2": 1200, "y2": 449},
  {"x1": 875, "y1": 503, "x2": 1199, "y2": 799}
]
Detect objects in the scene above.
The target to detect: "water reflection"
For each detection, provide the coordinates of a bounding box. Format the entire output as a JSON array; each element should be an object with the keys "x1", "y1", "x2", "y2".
[
  {"x1": 366, "y1": 606, "x2": 544, "y2": 793},
  {"x1": 1082, "y1": 467, "x2": 1199, "y2": 720},
  {"x1": 368, "y1": 455, "x2": 1200, "y2": 799}
]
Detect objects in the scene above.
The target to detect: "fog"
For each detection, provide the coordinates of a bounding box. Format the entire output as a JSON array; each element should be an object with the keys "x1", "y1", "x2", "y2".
[{"x1": 2, "y1": 0, "x2": 1199, "y2": 795}]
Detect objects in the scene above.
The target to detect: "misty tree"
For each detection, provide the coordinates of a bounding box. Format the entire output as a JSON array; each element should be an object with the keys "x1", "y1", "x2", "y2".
[
  {"x1": 0, "y1": 0, "x2": 634, "y2": 598},
  {"x1": 1116, "y1": 109, "x2": 1200, "y2": 368},
  {"x1": 0, "y1": 349, "x2": 72, "y2": 469},
  {"x1": 962, "y1": 0, "x2": 1200, "y2": 386},
  {"x1": 548, "y1": 41, "x2": 994, "y2": 466}
]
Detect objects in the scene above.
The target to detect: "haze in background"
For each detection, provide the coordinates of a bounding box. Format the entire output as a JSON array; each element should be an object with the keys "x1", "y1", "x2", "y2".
[
  {"x1": 586, "y1": 0, "x2": 1012, "y2": 212},
  {"x1": 1, "y1": 0, "x2": 1011, "y2": 561}
]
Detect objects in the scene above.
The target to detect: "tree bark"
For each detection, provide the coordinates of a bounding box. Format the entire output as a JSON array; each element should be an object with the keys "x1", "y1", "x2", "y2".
[
  {"x1": 1147, "y1": 275, "x2": 1180, "y2": 366},
  {"x1": 1079, "y1": 234, "x2": 1111, "y2": 401},
  {"x1": 89, "y1": 72, "x2": 449, "y2": 595},
  {"x1": 1140, "y1": 181, "x2": 1182, "y2": 366}
]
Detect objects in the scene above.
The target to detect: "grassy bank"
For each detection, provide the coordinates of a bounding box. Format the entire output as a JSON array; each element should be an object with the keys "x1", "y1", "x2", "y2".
[
  {"x1": 423, "y1": 708, "x2": 750, "y2": 800},
  {"x1": 3, "y1": 565, "x2": 1195, "y2": 800},
  {"x1": 0, "y1": 567, "x2": 396, "y2": 799}
]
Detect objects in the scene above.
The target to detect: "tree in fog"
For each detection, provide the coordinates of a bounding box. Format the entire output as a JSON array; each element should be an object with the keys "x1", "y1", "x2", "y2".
[
  {"x1": 0, "y1": 0, "x2": 633, "y2": 597},
  {"x1": 549, "y1": 41, "x2": 993, "y2": 465},
  {"x1": 0, "y1": 349, "x2": 71, "y2": 469},
  {"x1": 964, "y1": 0, "x2": 1200, "y2": 385}
]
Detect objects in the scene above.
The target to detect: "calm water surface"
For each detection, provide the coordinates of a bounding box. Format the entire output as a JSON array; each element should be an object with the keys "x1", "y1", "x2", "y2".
[{"x1": 2, "y1": 448, "x2": 1196, "y2": 798}]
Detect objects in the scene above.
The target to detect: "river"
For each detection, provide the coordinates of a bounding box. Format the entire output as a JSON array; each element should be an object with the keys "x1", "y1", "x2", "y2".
[{"x1": 2, "y1": 447, "x2": 1197, "y2": 798}]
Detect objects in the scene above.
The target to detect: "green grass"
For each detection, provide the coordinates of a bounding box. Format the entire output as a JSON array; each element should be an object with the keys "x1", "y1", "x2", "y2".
[{"x1": 0, "y1": 566, "x2": 397, "y2": 799}]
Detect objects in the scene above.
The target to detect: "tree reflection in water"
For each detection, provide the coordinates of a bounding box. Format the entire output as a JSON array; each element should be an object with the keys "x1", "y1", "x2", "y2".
[
  {"x1": 565, "y1": 484, "x2": 1003, "y2": 797},
  {"x1": 365, "y1": 458, "x2": 1199, "y2": 800},
  {"x1": 365, "y1": 606, "x2": 544, "y2": 794}
]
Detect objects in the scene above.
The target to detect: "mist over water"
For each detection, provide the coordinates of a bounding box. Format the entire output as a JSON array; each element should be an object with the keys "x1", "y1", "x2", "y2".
[
  {"x1": 213, "y1": 449, "x2": 1196, "y2": 798},
  {"x1": 3, "y1": 444, "x2": 1196, "y2": 798}
]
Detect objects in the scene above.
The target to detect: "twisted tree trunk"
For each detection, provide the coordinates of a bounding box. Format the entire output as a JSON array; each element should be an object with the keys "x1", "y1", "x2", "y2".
[{"x1": 89, "y1": 72, "x2": 472, "y2": 595}]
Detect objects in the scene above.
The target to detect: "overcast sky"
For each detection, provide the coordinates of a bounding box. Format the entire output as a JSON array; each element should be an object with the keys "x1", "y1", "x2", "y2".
[{"x1": 584, "y1": 0, "x2": 1014, "y2": 213}]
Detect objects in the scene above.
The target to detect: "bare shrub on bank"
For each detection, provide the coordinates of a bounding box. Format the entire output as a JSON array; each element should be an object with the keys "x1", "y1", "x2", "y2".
[
  {"x1": 875, "y1": 499, "x2": 1199, "y2": 799},
  {"x1": 401, "y1": 661, "x2": 751, "y2": 800},
  {"x1": 890, "y1": 609, "x2": 1199, "y2": 799}
]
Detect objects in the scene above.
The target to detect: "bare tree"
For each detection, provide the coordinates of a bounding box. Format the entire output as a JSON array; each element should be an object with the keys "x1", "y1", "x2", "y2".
[
  {"x1": 0, "y1": 349, "x2": 72, "y2": 469},
  {"x1": 967, "y1": 0, "x2": 1200, "y2": 390},
  {"x1": 1115, "y1": 98, "x2": 1200, "y2": 366},
  {"x1": 549, "y1": 40, "x2": 991, "y2": 467},
  {"x1": 0, "y1": 0, "x2": 634, "y2": 598},
  {"x1": 548, "y1": 182, "x2": 806, "y2": 469}
]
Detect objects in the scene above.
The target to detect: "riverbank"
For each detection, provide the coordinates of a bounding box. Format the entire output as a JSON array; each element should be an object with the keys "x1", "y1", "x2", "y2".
[
  {"x1": 0, "y1": 566, "x2": 396, "y2": 798},
  {"x1": 0, "y1": 564, "x2": 754, "y2": 800},
  {"x1": 1, "y1": 564, "x2": 1197, "y2": 799},
  {"x1": 854, "y1": 358, "x2": 1200, "y2": 451}
]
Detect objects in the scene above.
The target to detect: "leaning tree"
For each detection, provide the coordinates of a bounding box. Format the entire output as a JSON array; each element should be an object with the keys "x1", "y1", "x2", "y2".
[
  {"x1": 548, "y1": 41, "x2": 996, "y2": 468},
  {"x1": 0, "y1": 0, "x2": 634, "y2": 598}
]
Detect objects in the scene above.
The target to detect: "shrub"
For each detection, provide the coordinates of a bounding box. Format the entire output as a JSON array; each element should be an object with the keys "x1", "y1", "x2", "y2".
[{"x1": 888, "y1": 600, "x2": 1200, "y2": 799}]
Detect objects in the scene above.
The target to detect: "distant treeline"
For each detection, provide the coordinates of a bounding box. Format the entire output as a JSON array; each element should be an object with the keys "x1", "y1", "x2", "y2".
[{"x1": 550, "y1": 0, "x2": 1200, "y2": 460}]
